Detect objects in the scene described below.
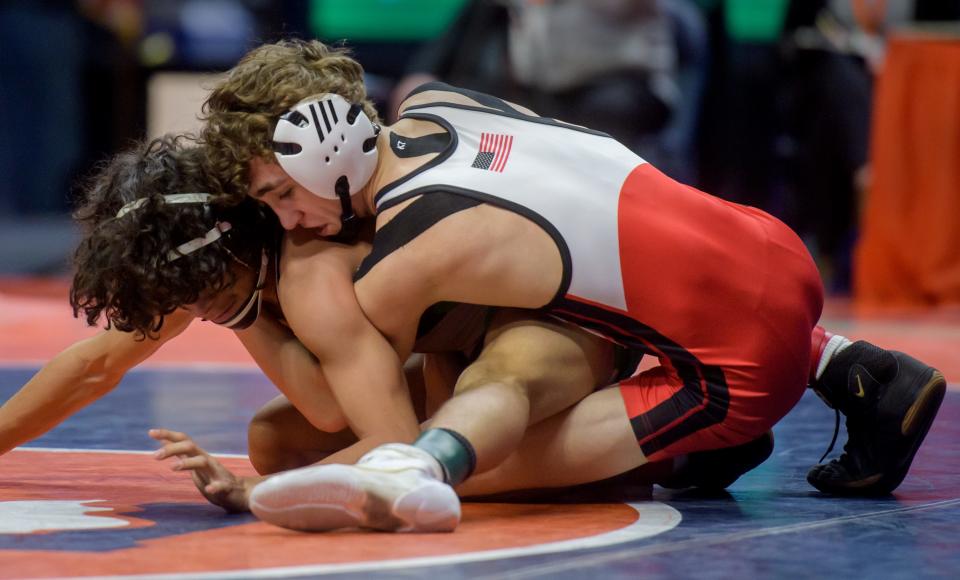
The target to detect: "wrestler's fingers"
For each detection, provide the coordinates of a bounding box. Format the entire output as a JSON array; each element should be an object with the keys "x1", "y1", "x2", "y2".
[
  {"x1": 148, "y1": 428, "x2": 189, "y2": 442},
  {"x1": 172, "y1": 455, "x2": 210, "y2": 471},
  {"x1": 154, "y1": 440, "x2": 202, "y2": 461}
]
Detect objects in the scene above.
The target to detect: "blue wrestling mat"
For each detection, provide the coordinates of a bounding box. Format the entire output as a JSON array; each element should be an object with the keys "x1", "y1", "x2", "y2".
[{"x1": 0, "y1": 366, "x2": 957, "y2": 579}]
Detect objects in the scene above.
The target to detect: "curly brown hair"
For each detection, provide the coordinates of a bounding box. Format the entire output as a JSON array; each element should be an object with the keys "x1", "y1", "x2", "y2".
[
  {"x1": 70, "y1": 135, "x2": 277, "y2": 338},
  {"x1": 202, "y1": 39, "x2": 379, "y2": 202}
]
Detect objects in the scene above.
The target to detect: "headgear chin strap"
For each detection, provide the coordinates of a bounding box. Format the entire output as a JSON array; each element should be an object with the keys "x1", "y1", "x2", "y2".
[
  {"x1": 332, "y1": 175, "x2": 359, "y2": 243},
  {"x1": 218, "y1": 249, "x2": 268, "y2": 330},
  {"x1": 272, "y1": 94, "x2": 380, "y2": 241}
]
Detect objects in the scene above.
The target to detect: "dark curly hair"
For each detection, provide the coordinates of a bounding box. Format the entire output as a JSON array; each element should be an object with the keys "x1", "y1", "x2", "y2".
[
  {"x1": 70, "y1": 135, "x2": 277, "y2": 338},
  {"x1": 201, "y1": 39, "x2": 379, "y2": 201}
]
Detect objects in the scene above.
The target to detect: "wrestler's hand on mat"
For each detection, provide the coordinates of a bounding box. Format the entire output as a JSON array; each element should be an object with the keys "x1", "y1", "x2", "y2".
[{"x1": 149, "y1": 428, "x2": 255, "y2": 514}]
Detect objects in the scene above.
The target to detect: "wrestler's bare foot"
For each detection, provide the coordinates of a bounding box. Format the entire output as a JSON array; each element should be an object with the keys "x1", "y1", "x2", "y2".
[{"x1": 250, "y1": 444, "x2": 460, "y2": 532}]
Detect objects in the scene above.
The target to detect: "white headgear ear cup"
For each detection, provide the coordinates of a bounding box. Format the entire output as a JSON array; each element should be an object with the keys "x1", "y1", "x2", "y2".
[{"x1": 272, "y1": 94, "x2": 380, "y2": 200}]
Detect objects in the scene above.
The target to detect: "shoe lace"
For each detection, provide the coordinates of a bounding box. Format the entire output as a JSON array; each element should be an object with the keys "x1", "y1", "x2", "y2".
[
  {"x1": 820, "y1": 408, "x2": 874, "y2": 472},
  {"x1": 818, "y1": 408, "x2": 841, "y2": 464}
]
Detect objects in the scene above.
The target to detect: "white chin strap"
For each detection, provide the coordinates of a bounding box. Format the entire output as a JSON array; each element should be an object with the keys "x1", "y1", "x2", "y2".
[{"x1": 219, "y1": 249, "x2": 268, "y2": 329}]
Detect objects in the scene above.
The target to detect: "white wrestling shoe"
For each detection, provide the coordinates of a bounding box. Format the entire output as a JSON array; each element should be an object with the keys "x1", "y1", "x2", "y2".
[{"x1": 249, "y1": 444, "x2": 461, "y2": 533}]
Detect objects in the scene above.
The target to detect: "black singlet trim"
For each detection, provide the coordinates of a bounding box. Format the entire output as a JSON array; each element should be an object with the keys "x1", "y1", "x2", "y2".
[
  {"x1": 554, "y1": 297, "x2": 731, "y2": 457},
  {"x1": 377, "y1": 185, "x2": 573, "y2": 311},
  {"x1": 374, "y1": 112, "x2": 459, "y2": 205},
  {"x1": 402, "y1": 100, "x2": 611, "y2": 139},
  {"x1": 416, "y1": 301, "x2": 459, "y2": 339},
  {"x1": 611, "y1": 345, "x2": 645, "y2": 384},
  {"x1": 353, "y1": 192, "x2": 482, "y2": 283},
  {"x1": 414, "y1": 301, "x2": 493, "y2": 361},
  {"x1": 389, "y1": 131, "x2": 451, "y2": 158}
]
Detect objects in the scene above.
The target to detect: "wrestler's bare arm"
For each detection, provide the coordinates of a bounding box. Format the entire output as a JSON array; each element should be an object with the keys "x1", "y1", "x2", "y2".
[
  {"x1": 234, "y1": 316, "x2": 347, "y2": 433},
  {"x1": 0, "y1": 309, "x2": 194, "y2": 457},
  {"x1": 280, "y1": 251, "x2": 422, "y2": 454},
  {"x1": 150, "y1": 353, "x2": 455, "y2": 513}
]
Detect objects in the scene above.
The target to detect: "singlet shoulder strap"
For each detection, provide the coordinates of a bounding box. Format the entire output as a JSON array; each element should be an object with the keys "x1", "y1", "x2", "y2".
[{"x1": 354, "y1": 191, "x2": 481, "y2": 282}]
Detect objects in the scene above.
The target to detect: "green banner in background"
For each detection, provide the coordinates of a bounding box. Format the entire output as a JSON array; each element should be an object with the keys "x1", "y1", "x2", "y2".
[
  {"x1": 725, "y1": 0, "x2": 790, "y2": 43},
  {"x1": 310, "y1": 0, "x2": 468, "y2": 41}
]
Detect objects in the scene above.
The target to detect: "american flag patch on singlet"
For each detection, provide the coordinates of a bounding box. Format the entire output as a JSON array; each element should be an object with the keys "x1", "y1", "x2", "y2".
[{"x1": 471, "y1": 132, "x2": 514, "y2": 172}]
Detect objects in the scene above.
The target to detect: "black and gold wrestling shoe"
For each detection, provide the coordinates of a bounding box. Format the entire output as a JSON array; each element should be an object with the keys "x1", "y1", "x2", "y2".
[{"x1": 808, "y1": 341, "x2": 946, "y2": 496}]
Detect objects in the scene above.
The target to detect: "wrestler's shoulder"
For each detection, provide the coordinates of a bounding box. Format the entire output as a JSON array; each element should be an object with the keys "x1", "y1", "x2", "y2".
[
  {"x1": 397, "y1": 82, "x2": 533, "y2": 116},
  {"x1": 280, "y1": 230, "x2": 368, "y2": 280}
]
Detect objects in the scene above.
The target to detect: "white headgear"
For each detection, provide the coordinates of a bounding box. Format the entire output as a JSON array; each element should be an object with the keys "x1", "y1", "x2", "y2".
[{"x1": 272, "y1": 94, "x2": 380, "y2": 200}]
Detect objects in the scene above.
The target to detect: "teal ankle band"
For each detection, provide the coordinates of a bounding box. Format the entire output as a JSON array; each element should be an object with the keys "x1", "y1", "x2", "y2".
[{"x1": 414, "y1": 428, "x2": 477, "y2": 485}]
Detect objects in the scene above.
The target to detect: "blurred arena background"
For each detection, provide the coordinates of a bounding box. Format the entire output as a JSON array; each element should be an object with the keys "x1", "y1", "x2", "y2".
[{"x1": 1, "y1": 0, "x2": 959, "y2": 308}]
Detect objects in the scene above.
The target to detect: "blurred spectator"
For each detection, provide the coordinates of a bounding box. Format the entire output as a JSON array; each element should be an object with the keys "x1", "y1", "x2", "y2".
[
  {"x1": 79, "y1": 0, "x2": 143, "y2": 44},
  {"x1": 780, "y1": 0, "x2": 915, "y2": 291},
  {"x1": 0, "y1": 0, "x2": 290, "y2": 273},
  {"x1": 694, "y1": 0, "x2": 957, "y2": 291},
  {"x1": 0, "y1": 1, "x2": 85, "y2": 215},
  {"x1": 645, "y1": 0, "x2": 710, "y2": 185},
  {"x1": 140, "y1": 1, "x2": 283, "y2": 69},
  {"x1": 389, "y1": 0, "x2": 707, "y2": 181},
  {"x1": 694, "y1": 0, "x2": 790, "y2": 212},
  {"x1": 307, "y1": 0, "x2": 466, "y2": 87},
  {"x1": 506, "y1": 0, "x2": 679, "y2": 148},
  {"x1": 914, "y1": 0, "x2": 960, "y2": 20},
  {"x1": 388, "y1": 0, "x2": 511, "y2": 112},
  {"x1": 0, "y1": 0, "x2": 149, "y2": 217}
]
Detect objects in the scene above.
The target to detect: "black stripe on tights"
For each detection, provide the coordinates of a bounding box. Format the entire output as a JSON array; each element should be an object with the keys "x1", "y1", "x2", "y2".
[{"x1": 554, "y1": 297, "x2": 730, "y2": 457}]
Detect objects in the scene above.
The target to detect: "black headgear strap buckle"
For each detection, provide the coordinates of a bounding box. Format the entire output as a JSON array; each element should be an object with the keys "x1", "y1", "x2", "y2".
[{"x1": 330, "y1": 175, "x2": 359, "y2": 243}]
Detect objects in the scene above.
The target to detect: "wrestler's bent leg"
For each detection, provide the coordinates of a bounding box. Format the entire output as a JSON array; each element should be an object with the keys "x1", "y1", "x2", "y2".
[
  {"x1": 249, "y1": 311, "x2": 618, "y2": 532},
  {"x1": 422, "y1": 309, "x2": 615, "y2": 475},
  {"x1": 456, "y1": 388, "x2": 646, "y2": 496},
  {"x1": 248, "y1": 396, "x2": 358, "y2": 475}
]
